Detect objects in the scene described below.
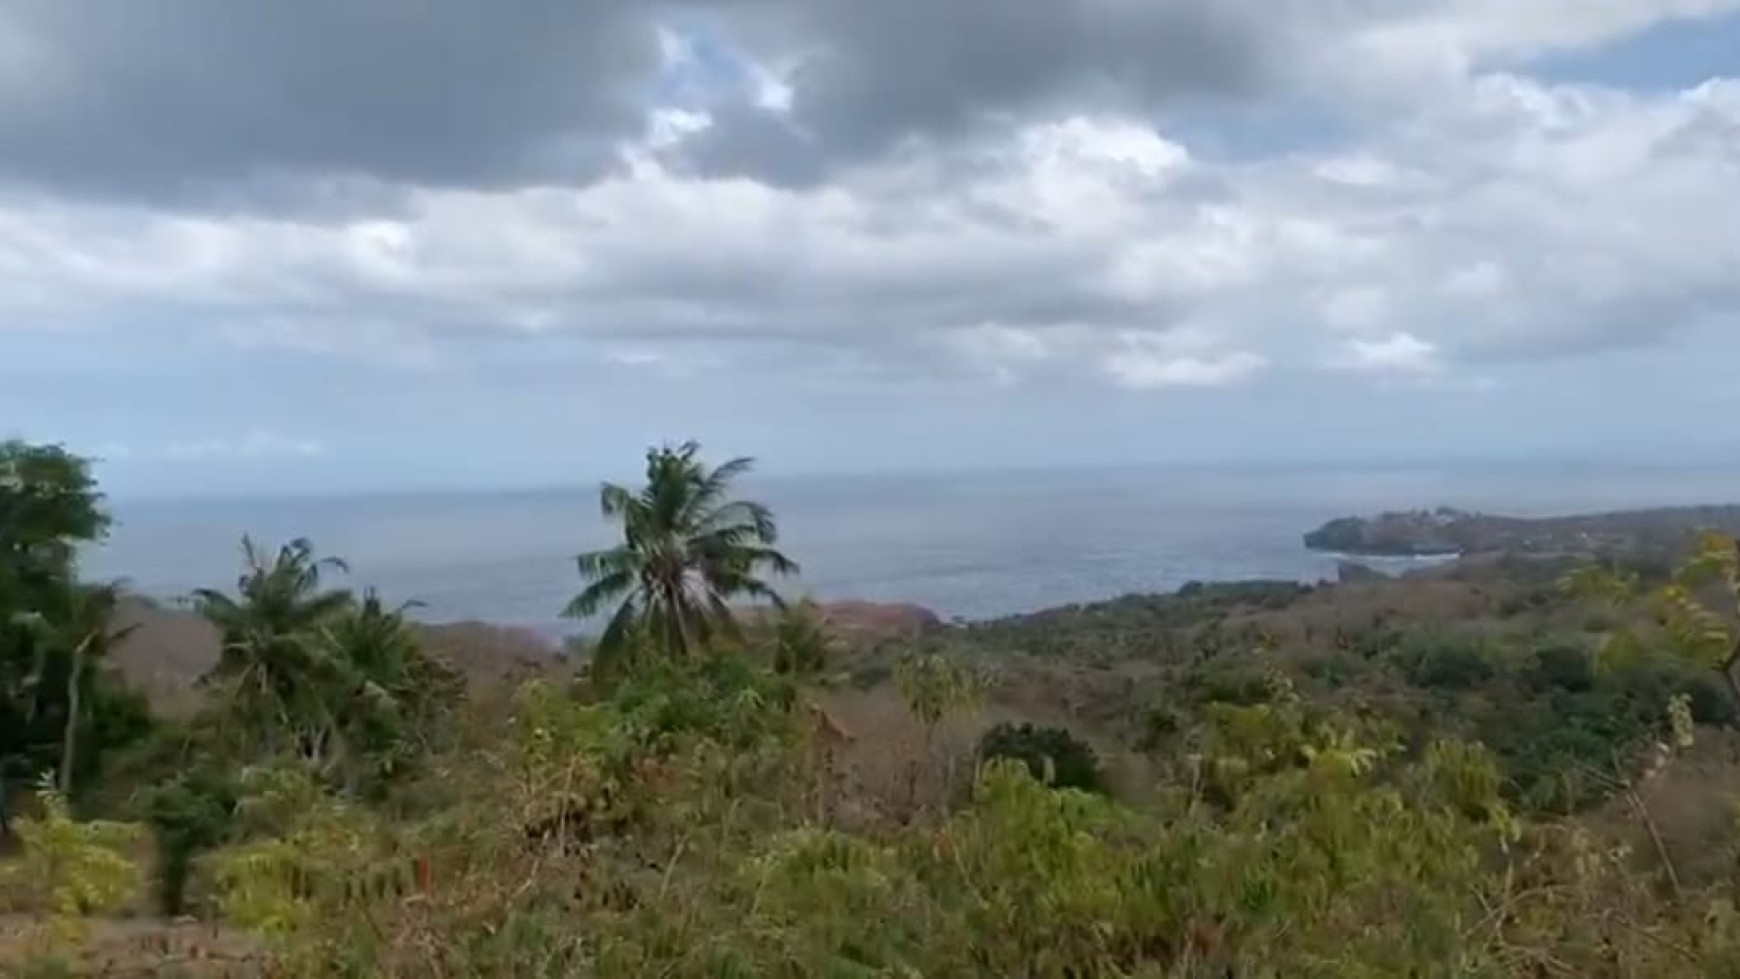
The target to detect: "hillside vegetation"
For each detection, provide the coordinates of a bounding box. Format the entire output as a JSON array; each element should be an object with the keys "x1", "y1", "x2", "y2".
[
  {"x1": 6, "y1": 438, "x2": 1740, "y2": 976},
  {"x1": 1305, "y1": 504, "x2": 1740, "y2": 558}
]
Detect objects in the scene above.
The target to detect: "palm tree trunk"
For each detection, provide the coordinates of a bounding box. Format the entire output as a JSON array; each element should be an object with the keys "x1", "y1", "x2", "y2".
[
  {"x1": 659, "y1": 578, "x2": 698, "y2": 659},
  {"x1": 59, "y1": 637, "x2": 89, "y2": 794}
]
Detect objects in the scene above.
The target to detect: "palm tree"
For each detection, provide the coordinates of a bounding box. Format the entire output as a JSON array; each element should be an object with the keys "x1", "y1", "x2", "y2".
[
  {"x1": 190, "y1": 537, "x2": 355, "y2": 759},
  {"x1": 322, "y1": 590, "x2": 460, "y2": 760},
  {"x1": 323, "y1": 589, "x2": 424, "y2": 692},
  {"x1": 564, "y1": 442, "x2": 799, "y2": 667},
  {"x1": 771, "y1": 598, "x2": 839, "y2": 679}
]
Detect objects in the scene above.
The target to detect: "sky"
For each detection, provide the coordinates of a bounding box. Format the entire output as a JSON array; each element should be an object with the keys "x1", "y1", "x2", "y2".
[{"x1": 2, "y1": 1, "x2": 1739, "y2": 497}]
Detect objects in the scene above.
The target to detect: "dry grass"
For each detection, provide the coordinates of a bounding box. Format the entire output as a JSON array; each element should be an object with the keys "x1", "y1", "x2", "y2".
[
  {"x1": 0, "y1": 915, "x2": 262, "y2": 977},
  {"x1": 1584, "y1": 727, "x2": 1740, "y2": 888}
]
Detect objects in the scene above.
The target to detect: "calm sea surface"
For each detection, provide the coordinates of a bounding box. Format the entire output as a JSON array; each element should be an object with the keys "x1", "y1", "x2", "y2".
[{"x1": 87, "y1": 464, "x2": 1740, "y2": 639}]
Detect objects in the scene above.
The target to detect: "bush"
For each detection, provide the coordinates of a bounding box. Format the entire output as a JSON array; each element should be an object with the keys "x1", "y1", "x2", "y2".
[
  {"x1": 1182, "y1": 661, "x2": 1277, "y2": 707},
  {"x1": 1398, "y1": 635, "x2": 1496, "y2": 690},
  {"x1": 1524, "y1": 644, "x2": 1595, "y2": 694},
  {"x1": 143, "y1": 767, "x2": 239, "y2": 916},
  {"x1": 976, "y1": 723, "x2": 1104, "y2": 793},
  {"x1": 1298, "y1": 650, "x2": 1370, "y2": 687},
  {"x1": 1676, "y1": 671, "x2": 1737, "y2": 726}
]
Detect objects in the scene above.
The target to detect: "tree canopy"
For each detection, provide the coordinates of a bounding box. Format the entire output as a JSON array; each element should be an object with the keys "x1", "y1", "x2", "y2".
[
  {"x1": 565, "y1": 441, "x2": 799, "y2": 669},
  {"x1": 0, "y1": 441, "x2": 144, "y2": 833}
]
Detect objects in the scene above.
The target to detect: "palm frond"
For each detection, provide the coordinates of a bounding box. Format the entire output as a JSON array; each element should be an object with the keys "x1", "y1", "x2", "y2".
[
  {"x1": 576, "y1": 546, "x2": 638, "y2": 579},
  {"x1": 599, "y1": 481, "x2": 636, "y2": 518},
  {"x1": 697, "y1": 499, "x2": 778, "y2": 538},
  {"x1": 595, "y1": 597, "x2": 640, "y2": 658},
  {"x1": 563, "y1": 570, "x2": 637, "y2": 620},
  {"x1": 566, "y1": 442, "x2": 798, "y2": 663},
  {"x1": 683, "y1": 456, "x2": 757, "y2": 525},
  {"x1": 706, "y1": 543, "x2": 800, "y2": 578}
]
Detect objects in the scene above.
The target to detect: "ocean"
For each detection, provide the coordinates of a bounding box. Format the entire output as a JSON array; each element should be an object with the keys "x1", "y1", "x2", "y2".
[{"x1": 87, "y1": 463, "x2": 1740, "y2": 639}]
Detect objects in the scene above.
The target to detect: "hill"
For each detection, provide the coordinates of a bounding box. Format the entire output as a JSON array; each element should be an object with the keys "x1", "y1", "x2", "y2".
[{"x1": 1304, "y1": 503, "x2": 1740, "y2": 558}]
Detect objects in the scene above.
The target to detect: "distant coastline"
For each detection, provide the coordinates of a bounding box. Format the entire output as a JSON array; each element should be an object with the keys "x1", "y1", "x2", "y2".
[{"x1": 1304, "y1": 504, "x2": 1740, "y2": 559}]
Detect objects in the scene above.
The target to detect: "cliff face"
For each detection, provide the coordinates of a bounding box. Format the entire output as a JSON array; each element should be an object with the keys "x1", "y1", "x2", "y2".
[{"x1": 1304, "y1": 505, "x2": 1740, "y2": 559}]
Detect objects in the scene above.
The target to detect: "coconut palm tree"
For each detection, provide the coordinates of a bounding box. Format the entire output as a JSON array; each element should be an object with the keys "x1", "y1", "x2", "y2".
[
  {"x1": 322, "y1": 589, "x2": 460, "y2": 762},
  {"x1": 564, "y1": 442, "x2": 799, "y2": 667},
  {"x1": 191, "y1": 537, "x2": 356, "y2": 759}
]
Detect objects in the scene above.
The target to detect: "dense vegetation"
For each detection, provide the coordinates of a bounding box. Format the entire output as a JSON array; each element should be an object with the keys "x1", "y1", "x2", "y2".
[{"x1": 6, "y1": 438, "x2": 1740, "y2": 976}]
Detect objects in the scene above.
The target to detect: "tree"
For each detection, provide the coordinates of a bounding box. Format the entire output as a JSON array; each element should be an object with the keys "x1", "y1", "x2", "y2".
[
  {"x1": 564, "y1": 442, "x2": 799, "y2": 668},
  {"x1": 770, "y1": 598, "x2": 839, "y2": 679},
  {"x1": 0, "y1": 441, "x2": 113, "y2": 837},
  {"x1": 977, "y1": 722, "x2": 1105, "y2": 794},
  {"x1": 321, "y1": 589, "x2": 463, "y2": 777},
  {"x1": 36, "y1": 583, "x2": 139, "y2": 794},
  {"x1": 0, "y1": 440, "x2": 110, "y2": 588},
  {"x1": 191, "y1": 537, "x2": 356, "y2": 762}
]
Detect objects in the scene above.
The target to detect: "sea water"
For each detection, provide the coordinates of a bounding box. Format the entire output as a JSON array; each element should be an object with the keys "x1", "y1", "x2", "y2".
[{"x1": 88, "y1": 463, "x2": 1740, "y2": 639}]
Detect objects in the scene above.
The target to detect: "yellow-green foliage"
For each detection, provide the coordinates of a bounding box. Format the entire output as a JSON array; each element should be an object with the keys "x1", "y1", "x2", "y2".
[
  {"x1": 0, "y1": 778, "x2": 143, "y2": 967},
  {"x1": 197, "y1": 658, "x2": 1740, "y2": 978},
  {"x1": 1568, "y1": 531, "x2": 1740, "y2": 682},
  {"x1": 205, "y1": 765, "x2": 397, "y2": 942},
  {"x1": 894, "y1": 651, "x2": 982, "y2": 730},
  {"x1": 0, "y1": 781, "x2": 142, "y2": 920}
]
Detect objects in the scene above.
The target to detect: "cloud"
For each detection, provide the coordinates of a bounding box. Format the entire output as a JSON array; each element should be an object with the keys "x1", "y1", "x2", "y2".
[
  {"x1": 0, "y1": 1, "x2": 656, "y2": 206},
  {"x1": 2, "y1": 0, "x2": 1739, "y2": 453},
  {"x1": 1104, "y1": 330, "x2": 1266, "y2": 389},
  {"x1": 165, "y1": 431, "x2": 325, "y2": 462},
  {"x1": 19, "y1": 0, "x2": 1728, "y2": 206},
  {"x1": 665, "y1": 0, "x2": 1279, "y2": 185},
  {"x1": 1105, "y1": 351, "x2": 1267, "y2": 390},
  {"x1": 7, "y1": 67, "x2": 1739, "y2": 396},
  {"x1": 1344, "y1": 332, "x2": 1442, "y2": 374}
]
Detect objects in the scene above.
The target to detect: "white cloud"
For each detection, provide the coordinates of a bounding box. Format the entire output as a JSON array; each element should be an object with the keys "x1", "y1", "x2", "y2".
[
  {"x1": 1104, "y1": 331, "x2": 1266, "y2": 390},
  {"x1": 750, "y1": 65, "x2": 795, "y2": 114},
  {"x1": 165, "y1": 431, "x2": 325, "y2": 461},
  {"x1": 1314, "y1": 154, "x2": 1403, "y2": 188},
  {"x1": 1344, "y1": 332, "x2": 1441, "y2": 374}
]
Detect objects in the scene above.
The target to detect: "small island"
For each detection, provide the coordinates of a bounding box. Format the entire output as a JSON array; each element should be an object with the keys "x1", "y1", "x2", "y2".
[{"x1": 1304, "y1": 504, "x2": 1740, "y2": 558}]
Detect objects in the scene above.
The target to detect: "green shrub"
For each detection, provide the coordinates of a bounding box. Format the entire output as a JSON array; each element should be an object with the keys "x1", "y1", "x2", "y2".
[
  {"x1": 976, "y1": 722, "x2": 1105, "y2": 793},
  {"x1": 1182, "y1": 661, "x2": 1277, "y2": 707},
  {"x1": 143, "y1": 766, "x2": 239, "y2": 916},
  {"x1": 1398, "y1": 635, "x2": 1496, "y2": 690},
  {"x1": 1524, "y1": 644, "x2": 1595, "y2": 693},
  {"x1": 1298, "y1": 650, "x2": 1370, "y2": 686},
  {"x1": 1675, "y1": 670, "x2": 1737, "y2": 726}
]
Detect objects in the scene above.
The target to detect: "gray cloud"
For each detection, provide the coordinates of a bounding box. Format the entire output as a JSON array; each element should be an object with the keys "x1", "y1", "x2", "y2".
[
  {"x1": 674, "y1": 0, "x2": 1287, "y2": 184},
  {"x1": 0, "y1": 0, "x2": 1305, "y2": 205},
  {"x1": 4, "y1": 1, "x2": 1739, "y2": 405},
  {"x1": 0, "y1": 0, "x2": 658, "y2": 206}
]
